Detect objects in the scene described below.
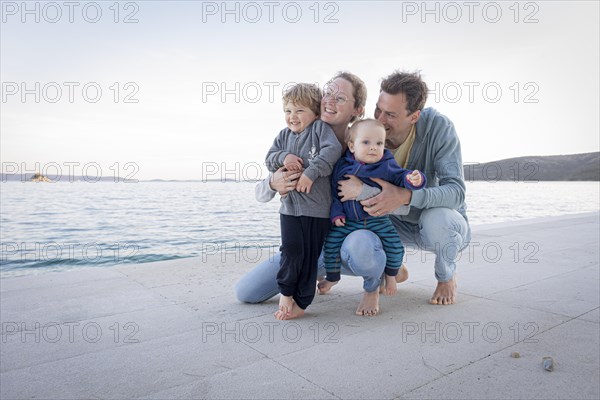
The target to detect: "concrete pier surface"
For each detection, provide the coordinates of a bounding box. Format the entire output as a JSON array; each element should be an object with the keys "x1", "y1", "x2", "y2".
[{"x1": 1, "y1": 212, "x2": 599, "y2": 399}]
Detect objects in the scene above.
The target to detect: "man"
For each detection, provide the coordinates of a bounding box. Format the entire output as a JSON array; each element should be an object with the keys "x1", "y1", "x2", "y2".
[{"x1": 329, "y1": 70, "x2": 471, "y2": 313}]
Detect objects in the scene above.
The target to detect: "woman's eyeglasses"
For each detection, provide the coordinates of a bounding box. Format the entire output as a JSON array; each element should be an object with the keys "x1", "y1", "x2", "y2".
[{"x1": 323, "y1": 89, "x2": 352, "y2": 106}]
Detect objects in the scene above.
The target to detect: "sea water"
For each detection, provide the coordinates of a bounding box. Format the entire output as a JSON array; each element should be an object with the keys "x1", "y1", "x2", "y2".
[{"x1": 1, "y1": 181, "x2": 598, "y2": 276}]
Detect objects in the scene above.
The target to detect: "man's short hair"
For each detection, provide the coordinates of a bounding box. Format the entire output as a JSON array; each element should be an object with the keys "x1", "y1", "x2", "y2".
[
  {"x1": 380, "y1": 70, "x2": 428, "y2": 115},
  {"x1": 282, "y1": 83, "x2": 322, "y2": 116}
]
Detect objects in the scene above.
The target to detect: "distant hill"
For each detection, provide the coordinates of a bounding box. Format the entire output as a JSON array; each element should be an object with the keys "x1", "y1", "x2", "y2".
[
  {"x1": 464, "y1": 152, "x2": 599, "y2": 181},
  {"x1": 3, "y1": 153, "x2": 598, "y2": 182}
]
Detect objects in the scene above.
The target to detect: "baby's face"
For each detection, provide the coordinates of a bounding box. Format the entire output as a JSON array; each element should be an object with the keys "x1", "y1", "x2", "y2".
[
  {"x1": 284, "y1": 101, "x2": 318, "y2": 133},
  {"x1": 349, "y1": 126, "x2": 386, "y2": 164}
]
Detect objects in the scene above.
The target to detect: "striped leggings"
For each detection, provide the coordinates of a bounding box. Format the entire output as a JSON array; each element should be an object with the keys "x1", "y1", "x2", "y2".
[{"x1": 323, "y1": 216, "x2": 404, "y2": 280}]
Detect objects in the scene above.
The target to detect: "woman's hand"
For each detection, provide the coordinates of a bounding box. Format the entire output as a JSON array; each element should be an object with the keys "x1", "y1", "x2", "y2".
[
  {"x1": 270, "y1": 167, "x2": 302, "y2": 196},
  {"x1": 360, "y1": 178, "x2": 411, "y2": 216},
  {"x1": 337, "y1": 174, "x2": 363, "y2": 202}
]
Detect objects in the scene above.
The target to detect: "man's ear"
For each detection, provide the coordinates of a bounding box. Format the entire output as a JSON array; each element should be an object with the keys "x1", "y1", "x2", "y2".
[{"x1": 410, "y1": 110, "x2": 421, "y2": 124}]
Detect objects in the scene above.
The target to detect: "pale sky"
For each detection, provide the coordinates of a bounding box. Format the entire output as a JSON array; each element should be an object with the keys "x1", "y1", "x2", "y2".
[{"x1": 1, "y1": 0, "x2": 598, "y2": 180}]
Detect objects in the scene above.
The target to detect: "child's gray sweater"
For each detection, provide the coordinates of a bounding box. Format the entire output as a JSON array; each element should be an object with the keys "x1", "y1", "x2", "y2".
[{"x1": 264, "y1": 120, "x2": 342, "y2": 218}]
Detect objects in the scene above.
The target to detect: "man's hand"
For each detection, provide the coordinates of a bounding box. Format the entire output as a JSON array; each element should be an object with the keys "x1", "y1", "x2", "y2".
[
  {"x1": 283, "y1": 154, "x2": 303, "y2": 171},
  {"x1": 270, "y1": 167, "x2": 302, "y2": 196},
  {"x1": 296, "y1": 173, "x2": 314, "y2": 193},
  {"x1": 360, "y1": 177, "x2": 412, "y2": 216},
  {"x1": 337, "y1": 174, "x2": 363, "y2": 202}
]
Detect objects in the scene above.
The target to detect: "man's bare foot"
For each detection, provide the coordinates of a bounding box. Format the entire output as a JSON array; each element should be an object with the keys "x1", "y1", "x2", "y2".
[
  {"x1": 355, "y1": 290, "x2": 380, "y2": 316},
  {"x1": 395, "y1": 264, "x2": 409, "y2": 283},
  {"x1": 275, "y1": 295, "x2": 294, "y2": 320},
  {"x1": 383, "y1": 274, "x2": 397, "y2": 296},
  {"x1": 317, "y1": 279, "x2": 338, "y2": 295},
  {"x1": 283, "y1": 301, "x2": 305, "y2": 320},
  {"x1": 429, "y1": 276, "x2": 457, "y2": 305}
]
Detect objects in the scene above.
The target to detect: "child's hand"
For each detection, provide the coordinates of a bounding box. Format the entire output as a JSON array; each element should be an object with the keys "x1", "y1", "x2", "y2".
[
  {"x1": 334, "y1": 217, "x2": 346, "y2": 227},
  {"x1": 283, "y1": 154, "x2": 303, "y2": 171},
  {"x1": 407, "y1": 170, "x2": 423, "y2": 187},
  {"x1": 296, "y1": 173, "x2": 313, "y2": 193}
]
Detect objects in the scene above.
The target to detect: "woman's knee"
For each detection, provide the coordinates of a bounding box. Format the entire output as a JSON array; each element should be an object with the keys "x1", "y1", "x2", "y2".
[
  {"x1": 340, "y1": 230, "x2": 386, "y2": 276},
  {"x1": 234, "y1": 279, "x2": 257, "y2": 303},
  {"x1": 234, "y1": 255, "x2": 280, "y2": 303}
]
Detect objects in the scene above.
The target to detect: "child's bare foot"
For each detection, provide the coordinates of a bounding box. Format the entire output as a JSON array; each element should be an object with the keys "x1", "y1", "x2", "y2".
[
  {"x1": 317, "y1": 279, "x2": 338, "y2": 295},
  {"x1": 429, "y1": 276, "x2": 457, "y2": 305},
  {"x1": 275, "y1": 295, "x2": 294, "y2": 320},
  {"x1": 380, "y1": 264, "x2": 408, "y2": 294},
  {"x1": 395, "y1": 264, "x2": 409, "y2": 283},
  {"x1": 383, "y1": 274, "x2": 397, "y2": 296},
  {"x1": 282, "y1": 301, "x2": 305, "y2": 320},
  {"x1": 355, "y1": 290, "x2": 380, "y2": 316}
]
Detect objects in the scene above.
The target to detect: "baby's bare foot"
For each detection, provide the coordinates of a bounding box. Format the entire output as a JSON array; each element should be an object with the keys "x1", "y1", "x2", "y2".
[
  {"x1": 380, "y1": 264, "x2": 408, "y2": 294},
  {"x1": 317, "y1": 279, "x2": 338, "y2": 295},
  {"x1": 356, "y1": 290, "x2": 380, "y2": 316},
  {"x1": 429, "y1": 276, "x2": 457, "y2": 305},
  {"x1": 384, "y1": 274, "x2": 397, "y2": 296}
]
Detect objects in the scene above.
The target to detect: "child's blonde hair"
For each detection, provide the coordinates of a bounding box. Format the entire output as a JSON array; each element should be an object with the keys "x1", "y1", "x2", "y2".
[
  {"x1": 282, "y1": 83, "x2": 322, "y2": 116},
  {"x1": 346, "y1": 118, "x2": 386, "y2": 143}
]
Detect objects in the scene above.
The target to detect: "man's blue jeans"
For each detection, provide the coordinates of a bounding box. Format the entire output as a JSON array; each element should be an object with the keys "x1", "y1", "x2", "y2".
[{"x1": 235, "y1": 208, "x2": 471, "y2": 303}]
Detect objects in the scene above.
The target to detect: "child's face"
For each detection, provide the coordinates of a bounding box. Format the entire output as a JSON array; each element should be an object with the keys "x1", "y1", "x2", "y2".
[
  {"x1": 348, "y1": 125, "x2": 386, "y2": 164},
  {"x1": 284, "y1": 101, "x2": 318, "y2": 133}
]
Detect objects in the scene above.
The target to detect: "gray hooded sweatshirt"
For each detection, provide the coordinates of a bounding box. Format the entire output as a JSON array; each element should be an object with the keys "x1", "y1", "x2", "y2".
[{"x1": 264, "y1": 119, "x2": 342, "y2": 218}]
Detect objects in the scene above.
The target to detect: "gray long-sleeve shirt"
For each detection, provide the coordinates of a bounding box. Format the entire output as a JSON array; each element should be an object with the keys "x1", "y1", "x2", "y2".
[{"x1": 263, "y1": 120, "x2": 342, "y2": 218}]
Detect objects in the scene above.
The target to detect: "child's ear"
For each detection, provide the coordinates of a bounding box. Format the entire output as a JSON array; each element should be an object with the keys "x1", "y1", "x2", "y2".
[{"x1": 348, "y1": 141, "x2": 355, "y2": 153}]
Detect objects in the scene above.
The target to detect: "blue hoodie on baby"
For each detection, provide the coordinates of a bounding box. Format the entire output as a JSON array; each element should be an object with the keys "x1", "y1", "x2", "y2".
[{"x1": 330, "y1": 148, "x2": 426, "y2": 222}]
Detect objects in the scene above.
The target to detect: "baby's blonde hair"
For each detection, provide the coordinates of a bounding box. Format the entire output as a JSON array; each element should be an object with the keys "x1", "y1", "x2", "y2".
[
  {"x1": 346, "y1": 118, "x2": 386, "y2": 143},
  {"x1": 282, "y1": 83, "x2": 322, "y2": 116}
]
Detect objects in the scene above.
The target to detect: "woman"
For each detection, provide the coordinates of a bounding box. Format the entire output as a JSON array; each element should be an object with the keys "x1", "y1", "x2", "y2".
[{"x1": 235, "y1": 72, "x2": 388, "y2": 317}]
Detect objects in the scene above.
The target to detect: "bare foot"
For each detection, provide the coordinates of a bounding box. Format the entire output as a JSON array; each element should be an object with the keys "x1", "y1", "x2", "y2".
[
  {"x1": 282, "y1": 301, "x2": 305, "y2": 320},
  {"x1": 355, "y1": 290, "x2": 380, "y2": 316},
  {"x1": 429, "y1": 276, "x2": 457, "y2": 305},
  {"x1": 317, "y1": 279, "x2": 338, "y2": 295},
  {"x1": 383, "y1": 274, "x2": 397, "y2": 296},
  {"x1": 274, "y1": 297, "x2": 306, "y2": 320},
  {"x1": 275, "y1": 295, "x2": 294, "y2": 320},
  {"x1": 380, "y1": 264, "x2": 408, "y2": 294},
  {"x1": 395, "y1": 264, "x2": 409, "y2": 283}
]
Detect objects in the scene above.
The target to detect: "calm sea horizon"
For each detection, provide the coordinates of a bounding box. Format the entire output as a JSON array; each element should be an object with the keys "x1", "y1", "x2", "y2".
[{"x1": 1, "y1": 180, "x2": 598, "y2": 277}]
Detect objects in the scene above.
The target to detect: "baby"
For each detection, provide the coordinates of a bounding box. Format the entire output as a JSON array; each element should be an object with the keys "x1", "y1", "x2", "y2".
[{"x1": 320, "y1": 119, "x2": 426, "y2": 296}]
